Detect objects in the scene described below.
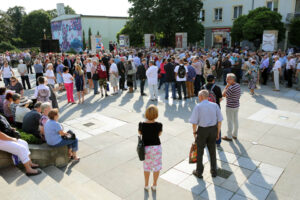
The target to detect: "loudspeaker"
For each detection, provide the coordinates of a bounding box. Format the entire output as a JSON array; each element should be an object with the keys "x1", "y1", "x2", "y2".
[{"x1": 41, "y1": 40, "x2": 60, "y2": 53}]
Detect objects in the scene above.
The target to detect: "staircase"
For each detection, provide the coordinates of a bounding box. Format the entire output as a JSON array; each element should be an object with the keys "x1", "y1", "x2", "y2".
[{"x1": 0, "y1": 166, "x2": 121, "y2": 200}]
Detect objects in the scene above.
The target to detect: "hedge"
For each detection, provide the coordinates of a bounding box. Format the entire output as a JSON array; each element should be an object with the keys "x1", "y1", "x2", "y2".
[{"x1": 17, "y1": 129, "x2": 43, "y2": 144}]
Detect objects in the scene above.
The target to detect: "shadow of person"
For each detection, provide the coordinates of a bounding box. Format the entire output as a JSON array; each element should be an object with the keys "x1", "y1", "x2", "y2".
[
  {"x1": 253, "y1": 94, "x2": 277, "y2": 109},
  {"x1": 133, "y1": 96, "x2": 145, "y2": 113}
]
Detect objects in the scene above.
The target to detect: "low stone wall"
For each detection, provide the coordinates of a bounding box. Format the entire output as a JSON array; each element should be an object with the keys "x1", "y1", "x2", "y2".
[{"x1": 0, "y1": 143, "x2": 69, "y2": 169}]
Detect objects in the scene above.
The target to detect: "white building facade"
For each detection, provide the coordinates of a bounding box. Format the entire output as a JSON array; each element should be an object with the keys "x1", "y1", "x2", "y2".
[{"x1": 201, "y1": 0, "x2": 300, "y2": 49}]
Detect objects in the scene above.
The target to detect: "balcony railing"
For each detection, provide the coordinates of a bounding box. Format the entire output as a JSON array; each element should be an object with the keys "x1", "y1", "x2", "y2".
[{"x1": 286, "y1": 12, "x2": 300, "y2": 23}]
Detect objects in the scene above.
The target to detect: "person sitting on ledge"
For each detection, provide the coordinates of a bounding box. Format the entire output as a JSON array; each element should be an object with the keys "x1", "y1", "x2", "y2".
[
  {"x1": 22, "y1": 102, "x2": 44, "y2": 140},
  {"x1": 44, "y1": 109, "x2": 79, "y2": 161},
  {"x1": 0, "y1": 131, "x2": 41, "y2": 176},
  {"x1": 40, "y1": 102, "x2": 51, "y2": 127},
  {"x1": 15, "y1": 97, "x2": 32, "y2": 129}
]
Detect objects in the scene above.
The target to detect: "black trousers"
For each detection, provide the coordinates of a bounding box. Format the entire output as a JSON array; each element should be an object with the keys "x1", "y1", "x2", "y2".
[
  {"x1": 262, "y1": 69, "x2": 269, "y2": 85},
  {"x1": 36, "y1": 73, "x2": 43, "y2": 86},
  {"x1": 287, "y1": 69, "x2": 293, "y2": 87},
  {"x1": 194, "y1": 75, "x2": 201, "y2": 96},
  {"x1": 196, "y1": 126, "x2": 217, "y2": 175},
  {"x1": 21, "y1": 75, "x2": 31, "y2": 90},
  {"x1": 119, "y1": 75, "x2": 125, "y2": 90},
  {"x1": 232, "y1": 68, "x2": 241, "y2": 84},
  {"x1": 140, "y1": 79, "x2": 145, "y2": 94},
  {"x1": 27, "y1": 64, "x2": 33, "y2": 74},
  {"x1": 223, "y1": 68, "x2": 232, "y2": 85},
  {"x1": 177, "y1": 81, "x2": 187, "y2": 99}
]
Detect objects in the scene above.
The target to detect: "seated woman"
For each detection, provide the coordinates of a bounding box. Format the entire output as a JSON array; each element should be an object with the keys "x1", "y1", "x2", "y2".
[
  {"x1": 40, "y1": 102, "x2": 51, "y2": 127},
  {"x1": 0, "y1": 131, "x2": 41, "y2": 176},
  {"x1": 15, "y1": 97, "x2": 32, "y2": 129},
  {"x1": 44, "y1": 109, "x2": 79, "y2": 161},
  {"x1": 3, "y1": 92, "x2": 14, "y2": 124},
  {"x1": 7, "y1": 77, "x2": 24, "y2": 97}
]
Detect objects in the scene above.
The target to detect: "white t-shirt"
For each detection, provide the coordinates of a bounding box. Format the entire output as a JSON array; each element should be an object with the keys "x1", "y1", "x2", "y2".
[
  {"x1": 273, "y1": 60, "x2": 281, "y2": 70},
  {"x1": 174, "y1": 65, "x2": 188, "y2": 82},
  {"x1": 146, "y1": 65, "x2": 158, "y2": 85},
  {"x1": 86, "y1": 63, "x2": 92, "y2": 72},
  {"x1": 45, "y1": 69, "x2": 55, "y2": 85},
  {"x1": 62, "y1": 73, "x2": 73, "y2": 84},
  {"x1": 109, "y1": 63, "x2": 118, "y2": 74},
  {"x1": 15, "y1": 106, "x2": 30, "y2": 123},
  {"x1": 1, "y1": 66, "x2": 12, "y2": 78}
]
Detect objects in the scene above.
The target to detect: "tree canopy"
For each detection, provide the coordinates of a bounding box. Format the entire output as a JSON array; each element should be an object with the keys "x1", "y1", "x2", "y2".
[
  {"x1": 124, "y1": 0, "x2": 204, "y2": 47},
  {"x1": 6, "y1": 6, "x2": 26, "y2": 38},
  {"x1": 0, "y1": 11, "x2": 14, "y2": 42},
  {"x1": 231, "y1": 7, "x2": 285, "y2": 47},
  {"x1": 288, "y1": 17, "x2": 300, "y2": 47},
  {"x1": 20, "y1": 10, "x2": 51, "y2": 46}
]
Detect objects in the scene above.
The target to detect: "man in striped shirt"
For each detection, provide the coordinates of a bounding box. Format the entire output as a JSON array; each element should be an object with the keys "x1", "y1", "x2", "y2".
[{"x1": 222, "y1": 73, "x2": 241, "y2": 141}]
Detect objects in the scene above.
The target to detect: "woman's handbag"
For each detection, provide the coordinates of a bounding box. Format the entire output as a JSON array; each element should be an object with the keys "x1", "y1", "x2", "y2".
[
  {"x1": 62, "y1": 130, "x2": 76, "y2": 140},
  {"x1": 137, "y1": 136, "x2": 145, "y2": 161},
  {"x1": 189, "y1": 142, "x2": 197, "y2": 164}
]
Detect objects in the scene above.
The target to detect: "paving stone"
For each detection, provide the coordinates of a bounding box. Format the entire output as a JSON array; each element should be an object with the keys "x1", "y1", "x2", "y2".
[
  {"x1": 231, "y1": 194, "x2": 251, "y2": 200},
  {"x1": 256, "y1": 163, "x2": 284, "y2": 180},
  {"x1": 160, "y1": 169, "x2": 190, "y2": 185},
  {"x1": 204, "y1": 175, "x2": 226, "y2": 186},
  {"x1": 178, "y1": 175, "x2": 210, "y2": 195},
  {"x1": 216, "y1": 150, "x2": 239, "y2": 164},
  {"x1": 220, "y1": 179, "x2": 240, "y2": 192},
  {"x1": 200, "y1": 184, "x2": 233, "y2": 200},
  {"x1": 237, "y1": 182, "x2": 271, "y2": 200},
  {"x1": 258, "y1": 135, "x2": 300, "y2": 153},
  {"x1": 248, "y1": 172, "x2": 279, "y2": 190},
  {"x1": 175, "y1": 158, "x2": 208, "y2": 175},
  {"x1": 234, "y1": 156, "x2": 261, "y2": 170},
  {"x1": 227, "y1": 169, "x2": 250, "y2": 184}
]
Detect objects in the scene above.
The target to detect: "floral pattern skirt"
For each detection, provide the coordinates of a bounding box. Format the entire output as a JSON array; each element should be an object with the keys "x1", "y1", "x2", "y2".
[{"x1": 143, "y1": 145, "x2": 162, "y2": 172}]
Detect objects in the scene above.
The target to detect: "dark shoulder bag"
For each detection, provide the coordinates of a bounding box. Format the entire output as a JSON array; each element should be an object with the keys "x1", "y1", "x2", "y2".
[{"x1": 137, "y1": 136, "x2": 145, "y2": 161}]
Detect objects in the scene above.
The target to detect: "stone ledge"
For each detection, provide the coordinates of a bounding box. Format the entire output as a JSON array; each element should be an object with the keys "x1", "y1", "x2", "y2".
[{"x1": 0, "y1": 143, "x2": 69, "y2": 169}]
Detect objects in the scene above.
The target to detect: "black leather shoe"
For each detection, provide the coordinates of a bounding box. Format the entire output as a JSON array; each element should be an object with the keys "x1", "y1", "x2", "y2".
[{"x1": 192, "y1": 170, "x2": 203, "y2": 179}]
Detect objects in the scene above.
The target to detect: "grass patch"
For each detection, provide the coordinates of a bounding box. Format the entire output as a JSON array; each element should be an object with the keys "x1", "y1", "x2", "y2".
[{"x1": 17, "y1": 129, "x2": 43, "y2": 144}]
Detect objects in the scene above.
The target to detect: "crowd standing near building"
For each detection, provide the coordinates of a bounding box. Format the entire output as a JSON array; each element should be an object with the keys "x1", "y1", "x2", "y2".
[{"x1": 0, "y1": 46, "x2": 300, "y2": 180}]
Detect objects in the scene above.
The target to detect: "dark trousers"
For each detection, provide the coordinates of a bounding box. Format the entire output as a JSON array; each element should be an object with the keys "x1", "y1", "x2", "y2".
[
  {"x1": 232, "y1": 69, "x2": 241, "y2": 84},
  {"x1": 262, "y1": 69, "x2": 269, "y2": 85},
  {"x1": 177, "y1": 81, "x2": 187, "y2": 99},
  {"x1": 223, "y1": 68, "x2": 232, "y2": 85},
  {"x1": 158, "y1": 74, "x2": 165, "y2": 89},
  {"x1": 287, "y1": 69, "x2": 293, "y2": 87},
  {"x1": 194, "y1": 75, "x2": 201, "y2": 96},
  {"x1": 36, "y1": 73, "x2": 43, "y2": 86},
  {"x1": 140, "y1": 79, "x2": 145, "y2": 94},
  {"x1": 27, "y1": 64, "x2": 33, "y2": 74},
  {"x1": 196, "y1": 126, "x2": 217, "y2": 175},
  {"x1": 119, "y1": 75, "x2": 125, "y2": 90},
  {"x1": 21, "y1": 75, "x2": 31, "y2": 90}
]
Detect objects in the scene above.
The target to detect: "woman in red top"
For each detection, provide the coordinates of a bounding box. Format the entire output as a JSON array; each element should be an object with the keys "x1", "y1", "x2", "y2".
[{"x1": 158, "y1": 59, "x2": 167, "y2": 90}]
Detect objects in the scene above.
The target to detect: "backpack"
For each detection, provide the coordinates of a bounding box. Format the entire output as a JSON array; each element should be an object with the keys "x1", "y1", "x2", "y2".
[
  {"x1": 37, "y1": 88, "x2": 50, "y2": 102},
  {"x1": 178, "y1": 65, "x2": 186, "y2": 79},
  {"x1": 204, "y1": 84, "x2": 216, "y2": 103}
]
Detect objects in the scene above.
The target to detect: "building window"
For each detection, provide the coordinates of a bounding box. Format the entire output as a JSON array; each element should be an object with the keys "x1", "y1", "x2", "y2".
[
  {"x1": 266, "y1": 0, "x2": 278, "y2": 12},
  {"x1": 215, "y1": 8, "x2": 223, "y2": 21},
  {"x1": 233, "y1": 6, "x2": 243, "y2": 19},
  {"x1": 200, "y1": 10, "x2": 205, "y2": 22}
]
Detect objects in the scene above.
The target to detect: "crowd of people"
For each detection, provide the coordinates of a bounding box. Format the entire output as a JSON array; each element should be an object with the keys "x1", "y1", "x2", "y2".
[{"x1": 0, "y1": 46, "x2": 299, "y2": 180}]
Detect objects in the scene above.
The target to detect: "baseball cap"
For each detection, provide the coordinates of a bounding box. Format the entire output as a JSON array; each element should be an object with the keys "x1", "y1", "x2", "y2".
[{"x1": 207, "y1": 74, "x2": 215, "y2": 82}]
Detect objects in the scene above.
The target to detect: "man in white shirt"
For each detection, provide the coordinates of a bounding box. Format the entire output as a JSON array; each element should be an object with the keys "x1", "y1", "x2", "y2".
[
  {"x1": 146, "y1": 61, "x2": 158, "y2": 101},
  {"x1": 273, "y1": 56, "x2": 281, "y2": 91},
  {"x1": 109, "y1": 58, "x2": 119, "y2": 95},
  {"x1": 174, "y1": 59, "x2": 188, "y2": 100},
  {"x1": 17, "y1": 60, "x2": 31, "y2": 90}
]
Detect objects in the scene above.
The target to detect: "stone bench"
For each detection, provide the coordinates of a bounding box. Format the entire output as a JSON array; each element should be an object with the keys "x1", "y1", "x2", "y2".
[{"x1": 0, "y1": 143, "x2": 69, "y2": 169}]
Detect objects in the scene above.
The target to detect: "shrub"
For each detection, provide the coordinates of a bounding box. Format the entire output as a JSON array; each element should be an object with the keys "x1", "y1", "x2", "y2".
[
  {"x1": 0, "y1": 41, "x2": 17, "y2": 53},
  {"x1": 17, "y1": 129, "x2": 43, "y2": 144},
  {"x1": 66, "y1": 48, "x2": 77, "y2": 54}
]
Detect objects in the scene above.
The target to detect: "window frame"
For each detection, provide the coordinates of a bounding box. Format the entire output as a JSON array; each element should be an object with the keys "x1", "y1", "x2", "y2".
[
  {"x1": 200, "y1": 10, "x2": 205, "y2": 22},
  {"x1": 233, "y1": 5, "x2": 243, "y2": 19},
  {"x1": 214, "y1": 8, "x2": 223, "y2": 21}
]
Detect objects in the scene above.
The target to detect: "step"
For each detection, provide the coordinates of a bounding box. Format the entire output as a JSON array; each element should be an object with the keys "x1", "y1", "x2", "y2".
[
  {"x1": 28, "y1": 169, "x2": 78, "y2": 200},
  {"x1": 43, "y1": 166, "x2": 121, "y2": 200},
  {"x1": 0, "y1": 167, "x2": 52, "y2": 200}
]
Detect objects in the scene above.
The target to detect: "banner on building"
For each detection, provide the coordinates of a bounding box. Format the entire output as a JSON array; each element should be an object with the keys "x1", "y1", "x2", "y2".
[
  {"x1": 262, "y1": 30, "x2": 278, "y2": 52},
  {"x1": 144, "y1": 34, "x2": 155, "y2": 48},
  {"x1": 119, "y1": 35, "x2": 130, "y2": 47},
  {"x1": 91, "y1": 35, "x2": 104, "y2": 53},
  {"x1": 175, "y1": 33, "x2": 187, "y2": 49}
]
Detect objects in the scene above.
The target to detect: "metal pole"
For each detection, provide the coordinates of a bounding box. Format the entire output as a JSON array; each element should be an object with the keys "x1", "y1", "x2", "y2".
[{"x1": 252, "y1": 0, "x2": 254, "y2": 10}]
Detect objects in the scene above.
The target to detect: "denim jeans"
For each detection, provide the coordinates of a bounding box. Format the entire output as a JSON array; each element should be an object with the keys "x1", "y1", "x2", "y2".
[
  {"x1": 4, "y1": 78, "x2": 10, "y2": 87},
  {"x1": 158, "y1": 73, "x2": 165, "y2": 89},
  {"x1": 165, "y1": 82, "x2": 176, "y2": 99},
  {"x1": 51, "y1": 138, "x2": 78, "y2": 152},
  {"x1": 93, "y1": 80, "x2": 99, "y2": 94}
]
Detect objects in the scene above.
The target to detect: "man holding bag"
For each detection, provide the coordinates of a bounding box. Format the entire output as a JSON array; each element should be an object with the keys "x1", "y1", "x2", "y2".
[{"x1": 189, "y1": 90, "x2": 223, "y2": 179}]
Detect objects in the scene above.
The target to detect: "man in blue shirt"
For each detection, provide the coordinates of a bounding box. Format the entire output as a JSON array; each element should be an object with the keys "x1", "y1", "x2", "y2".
[{"x1": 189, "y1": 90, "x2": 223, "y2": 178}]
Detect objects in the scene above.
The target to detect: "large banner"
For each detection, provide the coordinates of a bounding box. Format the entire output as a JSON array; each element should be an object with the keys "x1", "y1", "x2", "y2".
[
  {"x1": 91, "y1": 35, "x2": 104, "y2": 53},
  {"x1": 175, "y1": 33, "x2": 187, "y2": 49},
  {"x1": 51, "y1": 18, "x2": 83, "y2": 52},
  {"x1": 119, "y1": 35, "x2": 130, "y2": 47},
  {"x1": 262, "y1": 30, "x2": 278, "y2": 52}
]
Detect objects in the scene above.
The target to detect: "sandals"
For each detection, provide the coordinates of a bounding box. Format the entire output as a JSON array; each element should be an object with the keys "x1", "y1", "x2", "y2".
[
  {"x1": 151, "y1": 186, "x2": 157, "y2": 191},
  {"x1": 26, "y1": 169, "x2": 42, "y2": 176}
]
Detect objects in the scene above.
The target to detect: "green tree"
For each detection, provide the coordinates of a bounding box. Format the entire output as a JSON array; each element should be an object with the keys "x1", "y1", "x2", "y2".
[
  {"x1": 6, "y1": 6, "x2": 26, "y2": 38},
  {"x1": 21, "y1": 10, "x2": 51, "y2": 47},
  {"x1": 127, "y1": 0, "x2": 204, "y2": 47},
  {"x1": 288, "y1": 17, "x2": 300, "y2": 46},
  {"x1": 64, "y1": 5, "x2": 76, "y2": 14},
  {"x1": 231, "y1": 15, "x2": 248, "y2": 44},
  {"x1": 231, "y1": 7, "x2": 285, "y2": 48},
  {"x1": 88, "y1": 27, "x2": 92, "y2": 49},
  {"x1": 0, "y1": 11, "x2": 14, "y2": 42},
  {"x1": 47, "y1": 9, "x2": 58, "y2": 19},
  {"x1": 82, "y1": 30, "x2": 86, "y2": 49}
]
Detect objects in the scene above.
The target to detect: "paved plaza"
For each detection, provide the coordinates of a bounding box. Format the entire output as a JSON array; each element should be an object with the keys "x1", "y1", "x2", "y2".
[{"x1": 1, "y1": 73, "x2": 300, "y2": 200}]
